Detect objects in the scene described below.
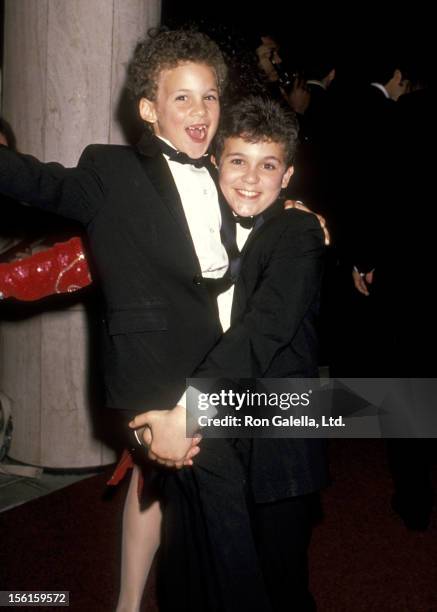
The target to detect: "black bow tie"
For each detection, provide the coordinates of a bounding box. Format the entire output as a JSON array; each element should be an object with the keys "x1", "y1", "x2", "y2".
[
  {"x1": 157, "y1": 138, "x2": 210, "y2": 169},
  {"x1": 234, "y1": 215, "x2": 257, "y2": 229}
]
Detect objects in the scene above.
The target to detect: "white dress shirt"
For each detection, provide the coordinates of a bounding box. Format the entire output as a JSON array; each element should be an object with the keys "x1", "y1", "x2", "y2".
[
  {"x1": 161, "y1": 138, "x2": 228, "y2": 279},
  {"x1": 184, "y1": 221, "x2": 252, "y2": 414},
  {"x1": 216, "y1": 222, "x2": 252, "y2": 333},
  {"x1": 370, "y1": 82, "x2": 390, "y2": 99},
  {"x1": 159, "y1": 138, "x2": 230, "y2": 408}
]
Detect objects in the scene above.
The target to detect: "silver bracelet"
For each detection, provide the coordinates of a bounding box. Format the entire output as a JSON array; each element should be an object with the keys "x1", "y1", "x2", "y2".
[{"x1": 133, "y1": 427, "x2": 148, "y2": 450}]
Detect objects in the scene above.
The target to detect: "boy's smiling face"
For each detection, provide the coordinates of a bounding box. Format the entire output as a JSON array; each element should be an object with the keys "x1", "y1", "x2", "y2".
[
  {"x1": 216, "y1": 137, "x2": 294, "y2": 217},
  {"x1": 140, "y1": 62, "x2": 220, "y2": 159}
]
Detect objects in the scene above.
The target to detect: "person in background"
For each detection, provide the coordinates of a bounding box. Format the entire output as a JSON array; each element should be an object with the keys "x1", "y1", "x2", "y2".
[
  {"x1": 353, "y1": 61, "x2": 435, "y2": 531},
  {"x1": 255, "y1": 32, "x2": 311, "y2": 114}
]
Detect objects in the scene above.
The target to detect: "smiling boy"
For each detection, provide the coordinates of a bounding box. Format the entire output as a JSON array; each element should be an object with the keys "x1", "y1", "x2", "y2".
[
  {"x1": 0, "y1": 28, "x2": 234, "y2": 612},
  {"x1": 134, "y1": 95, "x2": 328, "y2": 612},
  {"x1": 0, "y1": 26, "x2": 328, "y2": 609},
  {"x1": 139, "y1": 61, "x2": 219, "y2": 154},
  {"x1": 218, "y1": 136, "x2": 294, "y2": 216}
]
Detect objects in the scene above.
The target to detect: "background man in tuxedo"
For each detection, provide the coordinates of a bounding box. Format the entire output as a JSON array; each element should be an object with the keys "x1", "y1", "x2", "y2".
[
  {"x1": 333, "y1": 55, "x2": 435, "y2": 531},
  {"x1": 351, "y1": 62, "x2": 435, "y2": 531},
  {"x1": 331, "y1": 55, "x2": 412, "y2": 377}
]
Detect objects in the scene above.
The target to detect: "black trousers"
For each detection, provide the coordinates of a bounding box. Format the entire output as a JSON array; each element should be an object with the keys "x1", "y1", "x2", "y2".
[
  {"x1": 254, "y1": 496, "x2": 318, "y2": 612},
  {"x1": 157, "y1": 438, "x2": 318, "y2": 612}
]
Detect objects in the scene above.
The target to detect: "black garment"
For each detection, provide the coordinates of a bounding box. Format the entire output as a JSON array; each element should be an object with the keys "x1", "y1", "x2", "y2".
[
  {"x1": 196, "y1": 206, "x2": 323, "y2": 380},
  {"x1": 339, "y1": 85, "x2": 435, "y2": 375},
  {"x1": 383, "y1": 88, "x2": 436, "y2": 529},
  {"x1": 254, "y1": 494, "x2": 319, "y2": 612},
  {"x1": 330, "y1": 83, "x2": 397, "y2": 377},
  {"x1": 195, "y1": 206, "x2": 329, "y2": 501},
  {"x1": 0, "y1": 140, "x2": 328, "y2": 608},
  {"x1": 234, "y1": 214, "x2": 257, "y2": 229},
  {"x1": 285, "y1": 81, "x2": 337, "y2": 366},
  {"x1": 160, "y1": 437, "x2": 320, "y2": 612},
  {"x1": 158, "y1": 439, "x2": 272, "y2": 612},
  {"x1": 160, "y1": 205, "x2": 329, "y2": 611},
  {"x1": 0, "y1": 134, "x2": 224, "y2": 412},
  {"x1": 0, "y1": 194, "x2": 81, "y2": 260},
  {"x1": 335, "y1": 86, "x2": 436, "y2": 527}
]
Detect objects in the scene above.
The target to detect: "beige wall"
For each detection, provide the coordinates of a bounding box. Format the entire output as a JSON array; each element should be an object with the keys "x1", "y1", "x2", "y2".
[{"x1": 0, "y1": 0, "x2": 161, "y2": 468}]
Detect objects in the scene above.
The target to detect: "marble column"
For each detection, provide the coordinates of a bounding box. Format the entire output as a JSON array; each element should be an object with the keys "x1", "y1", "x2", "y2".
[{"x1": 0, "y1": 0, "x2": 161, "y2": 468}]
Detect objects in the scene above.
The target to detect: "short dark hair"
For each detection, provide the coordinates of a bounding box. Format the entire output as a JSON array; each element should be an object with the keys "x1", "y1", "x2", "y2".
[
  {"x1": 214, "y1": 96, "x2": 299, "y2": 166},
  {"x1": 127, "y1": 28, "x2": 228, "y2": 101}
]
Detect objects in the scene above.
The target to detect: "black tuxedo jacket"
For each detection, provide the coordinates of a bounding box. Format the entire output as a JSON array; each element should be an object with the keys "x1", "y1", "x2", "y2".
[
  {"x1": 0, "y1": 134, "x2": 236, "y2": 412},
  {"x1": 195, "y1": 204, "x2": 329, "y2": 500},
  {"x1": 196, "y1": 204, "x2": 323, "y2": 379}
]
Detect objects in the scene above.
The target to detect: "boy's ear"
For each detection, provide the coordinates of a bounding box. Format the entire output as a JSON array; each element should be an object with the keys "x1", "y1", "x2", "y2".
[
  {"x1": 139, "y1": 98, "x2": 157, "y2": 124},
  {"x1": 211, "y1": 155, "x2": 218, "y2": 169},
  {"x1": 281, "y1": 166, "x2": 294, "y2": 189}
]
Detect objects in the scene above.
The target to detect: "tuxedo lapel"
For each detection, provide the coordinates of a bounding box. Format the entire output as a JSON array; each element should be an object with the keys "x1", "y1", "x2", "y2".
[
  {"x1": 218, "y1": 194, "x2": 237, "y2": 250},
  {"x1": 136, "y1": 133, "x2": 193, "y2": 242},
  {"x1": 217, "y1": 185, "x2": 240, "y2": 278},
  {"x1": 239, "y1": 199, "x2": 283, "y2": 259}
]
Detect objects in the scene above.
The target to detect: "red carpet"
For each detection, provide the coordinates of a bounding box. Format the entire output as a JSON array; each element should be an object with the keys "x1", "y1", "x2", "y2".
[{"x1": 1, "y1": 440, "x2": 436, "y2": 611}]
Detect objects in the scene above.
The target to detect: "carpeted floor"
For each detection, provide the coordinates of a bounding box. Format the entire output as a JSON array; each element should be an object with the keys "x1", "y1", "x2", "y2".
[{"x1": 1, "y1": 439, "x2": 436, "y2": 612}]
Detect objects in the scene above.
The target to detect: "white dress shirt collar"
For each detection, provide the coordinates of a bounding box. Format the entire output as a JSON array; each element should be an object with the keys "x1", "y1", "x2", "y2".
[{"x1": 370, "y1": 82, "x2": 390, "y2": 98}]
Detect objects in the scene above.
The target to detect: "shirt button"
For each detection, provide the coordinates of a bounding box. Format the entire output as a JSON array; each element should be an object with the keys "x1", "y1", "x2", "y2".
[{"x1": 193, "y1": 274, "x2": 203, "y2": 286}]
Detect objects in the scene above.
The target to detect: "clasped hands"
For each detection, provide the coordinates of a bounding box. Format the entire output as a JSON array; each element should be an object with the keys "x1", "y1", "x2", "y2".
[{"x1": 129, "y1": 404, "x2": 201, "y2": 470}]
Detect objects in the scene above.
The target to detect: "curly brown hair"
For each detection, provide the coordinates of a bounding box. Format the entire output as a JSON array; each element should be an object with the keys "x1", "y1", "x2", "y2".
[{"x1": 127, "y1": 28, "x2": 228, "y2": 102}]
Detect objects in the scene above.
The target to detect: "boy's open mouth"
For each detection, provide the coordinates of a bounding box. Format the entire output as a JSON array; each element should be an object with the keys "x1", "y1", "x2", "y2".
[{"x1": 186, "y1": 124, "x2": 208, "y2": 143}]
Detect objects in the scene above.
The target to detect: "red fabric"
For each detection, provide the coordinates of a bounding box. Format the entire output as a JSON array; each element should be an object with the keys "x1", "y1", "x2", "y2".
[
  {"x1": 0, "y1": 237, "x2": 92, "y2": 301},
  {"x1": 107, "y1": 449, "x2": 144, "y2": 499}
]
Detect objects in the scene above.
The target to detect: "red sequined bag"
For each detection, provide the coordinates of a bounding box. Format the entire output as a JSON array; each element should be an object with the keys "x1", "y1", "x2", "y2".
[{"x1": 0, "y1": 237, "x2": 92, "y2": 301}]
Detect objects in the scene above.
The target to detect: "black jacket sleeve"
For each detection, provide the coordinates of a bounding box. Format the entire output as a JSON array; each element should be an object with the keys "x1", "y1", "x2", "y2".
[
  {"x1": 194, "y1": 211, "x2": 324, "y2": 379},
  {"x1": 0, "y1": 144, "x2": 105, "y2": 225}
]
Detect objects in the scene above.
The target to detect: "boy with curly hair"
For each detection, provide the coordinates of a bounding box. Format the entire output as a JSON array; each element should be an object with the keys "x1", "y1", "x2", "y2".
[
  {"x1": 133, "y1": 94, "x2": 328, "y2": 612},
  {"x1": 0, "y1": 28, "x2": 232, "y2": 611},
  {"x1": 0, "y1": 30, "x2": 325, "y2": 612}
]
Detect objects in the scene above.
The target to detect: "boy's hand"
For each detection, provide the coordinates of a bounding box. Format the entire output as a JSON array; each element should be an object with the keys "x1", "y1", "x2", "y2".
[
  {"x1": 284, "y1": 200, "x2": 330, "y2": 246},
  {"x1": 286, "y1": 78, "x2": 311, "y2": 115},
  {"x1": 129, "y1": 405, "x2": 201, "y2": 469},
  {"x1": 352, "y1": 268, "x2": 374, "y2": 296}
]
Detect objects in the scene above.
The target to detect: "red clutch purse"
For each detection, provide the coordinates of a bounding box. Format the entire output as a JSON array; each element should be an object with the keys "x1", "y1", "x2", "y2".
[{"x1": 0, "y1": 237, "x2": 92, "y2": 301}]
